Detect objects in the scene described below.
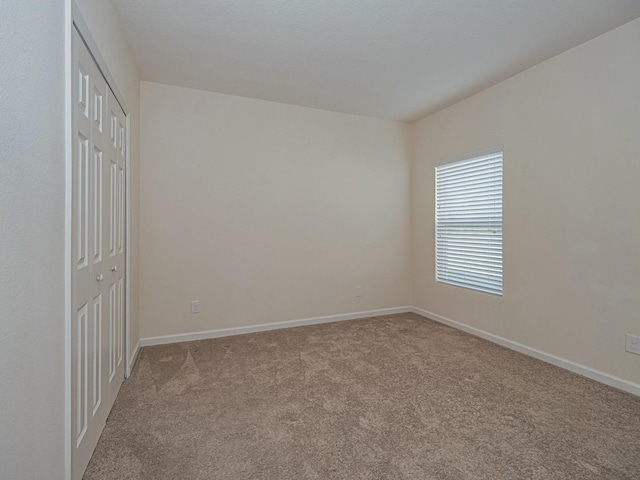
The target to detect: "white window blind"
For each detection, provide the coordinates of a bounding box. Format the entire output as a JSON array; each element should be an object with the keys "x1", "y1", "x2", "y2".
[{"x1": 435, "y1": 150, "x2": 503, "y2": 295}]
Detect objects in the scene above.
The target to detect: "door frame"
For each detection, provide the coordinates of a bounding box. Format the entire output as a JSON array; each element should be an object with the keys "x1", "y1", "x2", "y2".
[{"x1": 64, "y1": 2, "x2": 133, "y2": 478}]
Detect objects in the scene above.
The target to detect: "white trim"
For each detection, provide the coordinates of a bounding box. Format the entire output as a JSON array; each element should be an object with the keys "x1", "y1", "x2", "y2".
[
  {"x1": 140, "y1": 305, "x2": 639, "y2": 396},
  {"x1": 141, "y1": 307, "x2": 412, "y2": 347},
  {"x1": 411, "y1": 306, "x2": 640, "y2": 397},
  {"x1": 64, "y1": 1, "x2": 73, "y2": 479},
  {"x1": 124, "y1": 112, "x2": 132, "y2": 377},
  {"x1": 128, "y1": 340, "x2": 141, "y2": 373}
]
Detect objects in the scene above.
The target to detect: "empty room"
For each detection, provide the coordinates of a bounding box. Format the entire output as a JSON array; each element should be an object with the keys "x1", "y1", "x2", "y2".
[{"x1": 2, "y1": 0, "x2": 640, "y2": 479}]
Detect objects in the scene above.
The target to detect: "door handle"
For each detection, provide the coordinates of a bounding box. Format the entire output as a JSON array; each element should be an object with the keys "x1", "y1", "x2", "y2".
[
  {"x1": 111, "y1": 266, "x2": 118, "y2": 273},
  {"x1": 96, "y1": 274, "x2": 104, "y2": 282}
]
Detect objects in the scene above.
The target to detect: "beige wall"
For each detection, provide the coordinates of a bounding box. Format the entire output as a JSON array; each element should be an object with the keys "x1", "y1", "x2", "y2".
[
  {"x1": 75, "y1": 0, "x2": 141, "y2": 358},
  {"x1": 0, "y1": 0, "x2": 65, "y2": 478},
  {"x1": 411, "y1": 18, "x2": 640, "y2": 385},
  {"x1": 140, "y1": 81, "x2": 412, "y2": 338},
  {"x1": 1, "y1": 4, "x2": 635, "y2": 478}
]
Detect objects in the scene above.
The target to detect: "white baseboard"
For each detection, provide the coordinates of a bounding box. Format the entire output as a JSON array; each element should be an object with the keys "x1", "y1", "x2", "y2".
[
  {"x1": 140, "y1": 306, "x2": 412, "y2": 347},
  {"x1": 138, "y1": 304, "x2": 638, "y2": 396},
  {"x1": 411, "y1": 306, "x2": 640, "y2": 397},
  {"x1": 127, "y1": 339, "x2": 141, "y2": 376}
]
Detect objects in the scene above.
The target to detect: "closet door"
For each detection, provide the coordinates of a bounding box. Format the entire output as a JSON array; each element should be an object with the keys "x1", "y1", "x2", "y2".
[
  {"x1": 105, "y1": 86, "x2": 126, "y2": 410},
  {"x1": 71, "y1": 28, "x2": 126, "y2": 480}
]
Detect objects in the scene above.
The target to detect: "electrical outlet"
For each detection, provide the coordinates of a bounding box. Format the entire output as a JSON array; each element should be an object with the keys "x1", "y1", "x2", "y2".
[
  {"x1": 191, "y1": 300, "x2": 200, "y2": 314},
  {"x1": 626, "y1": 334, "x2": 640, "y2": 355},
  {"x1": 355, "y1": 286, "x2": 363, "y2": 297}
]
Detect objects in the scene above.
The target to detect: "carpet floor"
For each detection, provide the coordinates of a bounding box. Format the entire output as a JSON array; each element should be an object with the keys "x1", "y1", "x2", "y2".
[{"x1": 84, "y1": 313, "x2": 640, "y2": 479}]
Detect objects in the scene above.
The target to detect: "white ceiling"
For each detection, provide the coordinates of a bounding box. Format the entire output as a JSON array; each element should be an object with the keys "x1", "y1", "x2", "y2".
[{"x1": 112, "y1": 0, "x2": 640, "y2": 122}]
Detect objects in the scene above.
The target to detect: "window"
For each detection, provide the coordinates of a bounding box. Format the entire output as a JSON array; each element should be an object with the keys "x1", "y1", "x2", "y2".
[{"x1": 435, "y1": 149, "x2": 503, "y2": 295}]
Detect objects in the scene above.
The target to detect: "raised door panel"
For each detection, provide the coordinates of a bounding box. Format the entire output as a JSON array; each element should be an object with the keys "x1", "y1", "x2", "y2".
[
  {"x1": 91, "y1": 294, "x2": 102, "y2": 416},
  {"x1": 75, "y1": 303, "x2": 89, "y2": 448}
]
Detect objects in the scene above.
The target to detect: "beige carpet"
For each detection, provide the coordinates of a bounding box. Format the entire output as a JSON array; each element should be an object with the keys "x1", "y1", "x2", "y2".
[{"x1": 84, "y1": 313, "x2": 640, "y2": 479}]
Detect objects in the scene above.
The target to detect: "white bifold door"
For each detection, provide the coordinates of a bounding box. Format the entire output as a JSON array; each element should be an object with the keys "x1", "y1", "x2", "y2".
[{"x1": 71, "y1": 28, "x2": 126, "y2": 480}]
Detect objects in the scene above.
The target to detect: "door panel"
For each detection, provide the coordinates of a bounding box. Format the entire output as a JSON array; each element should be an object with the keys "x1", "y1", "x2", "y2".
[
  {"x1": 108, "y1": 281, "x2": 116, "y2": 383},
  {"x1": 117, "y1": 277, "x2": 124, "y2": 368},
  {"x1": 91, "y1": 294, "x2": 102, "y2": 416},
  {"x1": 71, "y1": 28, "x2": 126, "y2": 480},
  {"x1": 75, "y1": 133, "x2": 89, "y2": 270},
  {"x1": 75, "y1": 303, "x2": 88, "y2": 447},
  {"x1": 91, "y1": 147, "x2": 102, "y2": 265},
  {"x1": 109, "y1": 159, "x2": 117, "y2": 257}
]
